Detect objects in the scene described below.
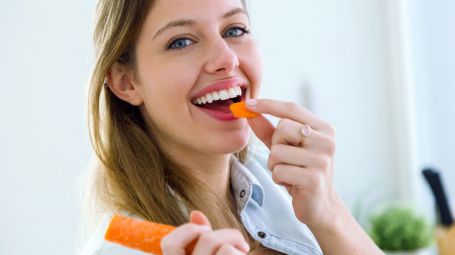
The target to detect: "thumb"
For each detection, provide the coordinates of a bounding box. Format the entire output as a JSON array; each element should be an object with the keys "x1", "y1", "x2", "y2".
[
  {"x1": 247, "y1": 115, "x2": 275, "y2": 150},
  {"x1": 189, "y1": 210, "x2": 212, "y2": 230}
]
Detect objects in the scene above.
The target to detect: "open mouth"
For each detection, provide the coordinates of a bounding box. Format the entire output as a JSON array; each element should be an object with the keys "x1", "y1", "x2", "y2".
[{"x1": 191, "y1": 86, "x2": 246, "y2": 113}]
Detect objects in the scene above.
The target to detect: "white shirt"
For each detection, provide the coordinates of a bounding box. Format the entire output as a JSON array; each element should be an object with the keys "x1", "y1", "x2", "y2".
[{"x1": 80, "y1": 151, "x2": 322, "y2": 255}]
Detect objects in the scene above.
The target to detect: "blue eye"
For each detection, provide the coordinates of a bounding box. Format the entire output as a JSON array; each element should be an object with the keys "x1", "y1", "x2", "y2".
[
  {"x1": 223, "y1": 27, "x2": 250, "y2": 38},
  {"x1": 168, "y1": 38, "x2": 194, "y2": 50}
]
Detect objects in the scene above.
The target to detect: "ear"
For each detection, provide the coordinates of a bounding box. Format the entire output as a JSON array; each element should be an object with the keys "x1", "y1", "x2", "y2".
[{"x1": 106, "y1": 62, "x2": 143, "y2": 106}]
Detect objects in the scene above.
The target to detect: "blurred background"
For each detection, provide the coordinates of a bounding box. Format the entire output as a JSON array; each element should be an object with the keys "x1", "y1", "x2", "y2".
[{"x1": 1, "y1": 0, "x2": 454, "y2": 254}]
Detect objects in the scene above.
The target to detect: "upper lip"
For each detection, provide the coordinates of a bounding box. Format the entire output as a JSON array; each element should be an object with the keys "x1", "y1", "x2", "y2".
[{"x1": 190, "y1": 78, "x2": 247, "y2": 102}]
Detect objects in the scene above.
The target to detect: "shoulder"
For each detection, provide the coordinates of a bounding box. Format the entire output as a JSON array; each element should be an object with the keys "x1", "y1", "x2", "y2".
[{"x1": 79, "y1": 212, "x2": 151, "y2": 255}]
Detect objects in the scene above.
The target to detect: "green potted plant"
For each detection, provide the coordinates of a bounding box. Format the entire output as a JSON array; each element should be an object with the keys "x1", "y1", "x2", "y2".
[{"x1": 369, "y1": 206, "x2": 433, "y2": 255}]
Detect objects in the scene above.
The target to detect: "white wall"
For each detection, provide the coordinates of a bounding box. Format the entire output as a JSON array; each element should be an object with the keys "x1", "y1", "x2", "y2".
[
  {"x1": 248, "y1": 0, "x2": 404, "y2": 221},
  {"x1": 0, "y1": 0, "x2": 427, "y2": 254},
  {"x1": 0, "y1": 1, "x2": 95, "y2": 254},
  {"x1": 409, "y1": 0, "x2": 455, "y2": 214}
]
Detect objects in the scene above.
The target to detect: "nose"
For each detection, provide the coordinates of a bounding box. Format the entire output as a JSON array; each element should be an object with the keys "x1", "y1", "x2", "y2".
[{"x1": 203, "y1": 38, "x2": 239, "y2": 75}]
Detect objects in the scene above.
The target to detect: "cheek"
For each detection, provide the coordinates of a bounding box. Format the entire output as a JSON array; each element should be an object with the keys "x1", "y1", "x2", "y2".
[
  {"x1": 141, "y1": 80, "x2": 189, "y2": 117},
  {"x1": 239, "y1": 46, "x2": 263, "y2": 98},
  {"x1": 140, "y1": 60, "x2": 199, "y2": 104}
]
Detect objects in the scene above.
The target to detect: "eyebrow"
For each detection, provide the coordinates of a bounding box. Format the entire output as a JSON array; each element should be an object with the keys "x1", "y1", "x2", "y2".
[
  {"x1": 152, "y1": 7, "x2": 248, "y2": 40},
  {"x1": 223, "y1": 7, "x2": 248, "y2": 19}
]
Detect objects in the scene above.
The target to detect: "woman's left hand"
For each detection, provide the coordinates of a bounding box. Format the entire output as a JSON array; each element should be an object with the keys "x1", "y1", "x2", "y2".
[{"x1": 245, "y1": 98, "x2": 342, "y2": 230}]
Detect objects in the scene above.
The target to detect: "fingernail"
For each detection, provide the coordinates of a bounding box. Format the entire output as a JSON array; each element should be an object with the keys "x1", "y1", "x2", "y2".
[{"x1": 245, "y1": 98, "x2": 257, "y2": 108}]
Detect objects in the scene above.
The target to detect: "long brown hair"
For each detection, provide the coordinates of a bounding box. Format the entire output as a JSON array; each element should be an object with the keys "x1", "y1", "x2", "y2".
[{"x1": 86, "y1": 0, "x2": 257, "y2": 244}]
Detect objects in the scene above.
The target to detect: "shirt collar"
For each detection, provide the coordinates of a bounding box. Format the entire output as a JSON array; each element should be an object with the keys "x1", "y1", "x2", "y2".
[{"x1": 230, "y1": 155, "x2": 264, "y2": 211}]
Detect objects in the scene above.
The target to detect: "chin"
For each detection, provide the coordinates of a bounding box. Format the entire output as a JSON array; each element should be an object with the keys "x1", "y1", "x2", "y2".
[{"x1": 209, "y1": 131, "x2": 251, "y2": 154}]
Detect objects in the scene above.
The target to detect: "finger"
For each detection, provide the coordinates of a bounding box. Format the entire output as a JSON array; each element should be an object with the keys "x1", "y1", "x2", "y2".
[
  {"x1": 191, "y1": 229, "x2": 250, "y2": 255},
  {"x1": 216, "y1": 244, "x2": 247, "y2": 255},
  {"x1": 160, "y1": 223, "x2": 211, "y2": 255},
  {"x1": 271, "y1": 123, "x2": 335, "y2": 154},
  {"x1": 190, "y1": 210, "x2": 212, "y2": 229},
  {"x1": 247, "y1": 114, "x2": 275, "y2": 149},
  {"x1": 302, "y1": 131, "x2": 336, "y2": 157},
  {"x1": 272, "y1": 118, "x2": 310, "y2": 146},
  {"x1": 268, "y1": 144, "x2": 327, "y2": 171},
  {"x1": 271, "y1": 163, "x2": 324, "y2": 189},
  {"x1": 245, "y1": 99, "x2": 329, "y2": 132}
]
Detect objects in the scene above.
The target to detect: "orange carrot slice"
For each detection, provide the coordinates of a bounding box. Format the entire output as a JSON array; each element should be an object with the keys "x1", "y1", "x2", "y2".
[
  {"x1": 105, "y1": 214, "x2": 195, "y2": 255},
  {"x1": 229, "y1": 101, "x2": 259, "y2": 118}
]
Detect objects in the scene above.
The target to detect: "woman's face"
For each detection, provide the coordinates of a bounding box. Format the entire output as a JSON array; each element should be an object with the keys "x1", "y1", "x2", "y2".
[{"x1": 134, "y1": 0, "x2": 262, "y2": 157}]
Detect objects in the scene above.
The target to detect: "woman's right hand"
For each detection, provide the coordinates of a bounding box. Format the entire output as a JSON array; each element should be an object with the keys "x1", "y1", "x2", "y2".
[{"x1": 160, "y1": 211, "x2": 250, "y2": 255}]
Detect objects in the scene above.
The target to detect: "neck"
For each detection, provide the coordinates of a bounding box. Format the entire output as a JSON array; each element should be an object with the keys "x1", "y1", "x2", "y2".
[
  {"x1": 161, "y1": 141, "x2": 233, "y2": 200},
  {"x1": 189, "y1": 154, "x2": 232, "y2": 200}
]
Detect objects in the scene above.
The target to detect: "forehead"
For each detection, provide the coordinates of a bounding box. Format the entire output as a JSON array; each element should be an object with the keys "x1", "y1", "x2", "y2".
[{"x1": 147, "y1": 0, "x2": 245, "y2": 27}]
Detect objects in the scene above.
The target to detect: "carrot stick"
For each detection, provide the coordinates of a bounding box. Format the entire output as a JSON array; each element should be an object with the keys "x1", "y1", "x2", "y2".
[
  {"x1": 229, "y1": 101, "x2": 259, "y2": 118},
  {"x1": 105, "y1": 214, "x2": 195, "y2": 255}
]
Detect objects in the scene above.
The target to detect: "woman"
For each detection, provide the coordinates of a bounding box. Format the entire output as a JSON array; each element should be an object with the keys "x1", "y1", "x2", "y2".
[{"x1": 81, "y1": 0, "x2": 384, "y2": 254}]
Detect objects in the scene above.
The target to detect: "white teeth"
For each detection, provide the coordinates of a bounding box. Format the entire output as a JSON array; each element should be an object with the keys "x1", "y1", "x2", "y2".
[
  {"x1": 206, "y1": 93, "x2": 213, "y2": 103},
  {"x1": 235, "y1": 87, "x2": 242, "y2": 96},
  {"x1": 193, "y1": 87, "x2": 244, "y2": 105},
  {"x1": 228, "y1": 88, "x2": 237, "y2": 98},
  {"x1": 212, "y1": 91, "x2": 220, "y2": 100},
  {"x1": 219, "y1": 90, "x2": 229, "y2": 100}
]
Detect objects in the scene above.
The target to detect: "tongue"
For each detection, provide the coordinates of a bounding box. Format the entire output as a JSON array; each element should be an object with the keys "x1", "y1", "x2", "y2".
[{"x1": 200, "y1": 99, "x2": 233, "y2": 113}]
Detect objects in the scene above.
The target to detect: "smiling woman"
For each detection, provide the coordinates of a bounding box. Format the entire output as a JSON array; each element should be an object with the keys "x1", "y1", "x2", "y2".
[
  {"x1": 82, "y1": 0, "x2": 264, "y2": 252},
  {"x1": 79, "y1": 0, "x2": 384, "y2": 254}
]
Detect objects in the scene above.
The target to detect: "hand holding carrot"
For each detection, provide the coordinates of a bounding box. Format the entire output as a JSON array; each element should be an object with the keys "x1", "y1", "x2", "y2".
[
  {"x1": 244, "y1": 98, "x2": 341, "y2": 231},
  {"x1": 105, "y1": 211, "x2": 249, "y2": 255},
  {"x1": 161, "y1": 211, "x2": 250, "y2": 255},
  {"x1": 242, "y1": 98, "x2": 384, "y2": 255}
]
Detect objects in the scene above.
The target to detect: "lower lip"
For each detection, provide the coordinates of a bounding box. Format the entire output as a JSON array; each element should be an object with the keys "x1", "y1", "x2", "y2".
[{"x1": 196, "y1": 106, "x2": 238, "y2": 121}]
